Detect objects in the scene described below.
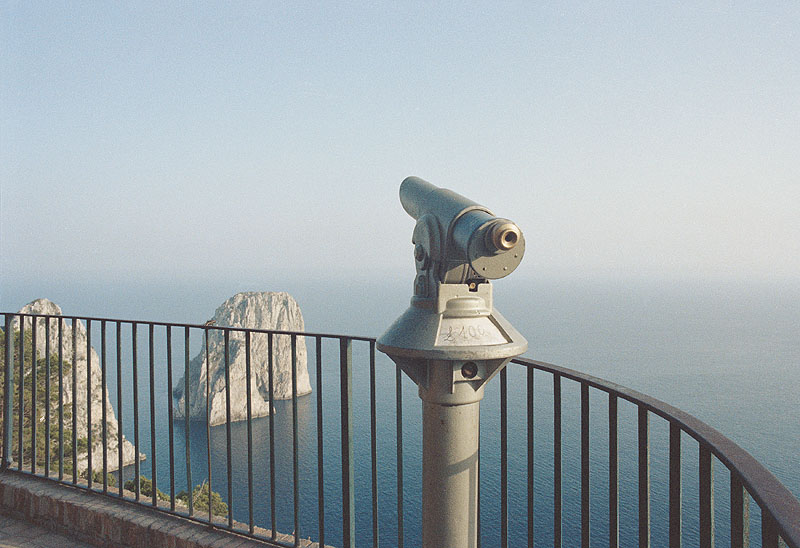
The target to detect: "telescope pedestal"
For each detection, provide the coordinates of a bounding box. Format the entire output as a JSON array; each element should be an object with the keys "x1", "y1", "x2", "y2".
[
  {"x1": 379, "y1": 287, "x2": 525, "y2": 548},
  {"x1": 422, "y1": 399, "x2": 481, "y2": 548}
]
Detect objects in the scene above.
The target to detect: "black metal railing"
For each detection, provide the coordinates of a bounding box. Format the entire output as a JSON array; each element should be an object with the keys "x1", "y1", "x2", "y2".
[
  {"x1": 499, "y1": 357, "x2": 800, "y2": 548},
  {"x1": 1, "y1": 311, "x2": 799, "y2": 548},
  {"x1": 0, "y1": 312, "x2": 379, "y2": 548}
]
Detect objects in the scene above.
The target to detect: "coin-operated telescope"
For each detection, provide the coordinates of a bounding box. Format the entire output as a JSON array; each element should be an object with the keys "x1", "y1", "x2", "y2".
[{"x1": 378, "y1": 176, "x2": 528, "y2": 548}]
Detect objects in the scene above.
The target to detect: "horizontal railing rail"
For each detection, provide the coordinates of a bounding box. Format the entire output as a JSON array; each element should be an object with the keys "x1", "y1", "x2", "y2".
[{"x1": 1, "y1": 310, "x2": 798, "y2": 547}]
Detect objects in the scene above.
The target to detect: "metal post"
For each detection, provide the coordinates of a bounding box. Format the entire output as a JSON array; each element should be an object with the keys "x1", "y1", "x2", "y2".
[
  {"x1": 2, "y1": 315, "x2": 13, "y2": 469},
  {"x1": 339, "y1": 338, "x2": 355, "y2": 548},
  {"x1": 421, "y1": 398, "x2": 480, "y2": 546}
]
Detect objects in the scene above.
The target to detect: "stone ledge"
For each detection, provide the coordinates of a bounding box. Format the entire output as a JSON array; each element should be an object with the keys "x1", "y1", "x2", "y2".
[{"x1": 0, "y1": 470, "x2": 325, "y2": 548}]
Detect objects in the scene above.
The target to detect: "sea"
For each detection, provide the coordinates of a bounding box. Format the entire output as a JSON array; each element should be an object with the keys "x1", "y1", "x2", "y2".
[{"x1": 2, "y1": 275, "x2": 798, "y2": 547}]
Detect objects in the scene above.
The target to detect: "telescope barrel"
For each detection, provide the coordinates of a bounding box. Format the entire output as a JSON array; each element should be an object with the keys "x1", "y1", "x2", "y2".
[
  {"x1": 400, "y1": 176, "x2": 488, "y2": 224},
  {"x1": 399, "y1": 176, "x2": 525, "y2": 279}
]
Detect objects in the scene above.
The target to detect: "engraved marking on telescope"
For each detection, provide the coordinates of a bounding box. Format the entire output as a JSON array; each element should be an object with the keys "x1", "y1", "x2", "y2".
[{"x1": 436, "y1": 318, "x2": 508, "y2": 346}]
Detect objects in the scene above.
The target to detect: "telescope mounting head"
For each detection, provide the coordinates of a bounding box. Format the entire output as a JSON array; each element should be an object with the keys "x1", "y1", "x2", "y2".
[
  {"x1": 378, "y1": 176, "x2": 528, "y2": 396},
  {"x1": 400, "y1": 176, "x2": 526, "y2": 302}
]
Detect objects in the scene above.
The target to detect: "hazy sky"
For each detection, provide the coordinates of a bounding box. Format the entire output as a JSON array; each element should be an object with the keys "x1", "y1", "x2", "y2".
[{"x1": 2, "y1": 2, "x2": 799, "y2": 289}]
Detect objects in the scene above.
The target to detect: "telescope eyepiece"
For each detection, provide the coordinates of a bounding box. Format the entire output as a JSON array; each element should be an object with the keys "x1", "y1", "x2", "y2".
[{"x1": 488, "y1": 221, "x2": 521, "y2": 252}]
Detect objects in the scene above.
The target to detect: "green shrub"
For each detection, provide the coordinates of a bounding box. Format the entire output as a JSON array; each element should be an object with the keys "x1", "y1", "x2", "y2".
[
  {"x1": 177, "y1": 480, "x2": 228, "y2": 517},
  {"x1": 124, "y1": 475, "x2": 169, "y2": 501},
  {"x1": 81, "y1": 468, "x2": 117, "y2": 487}
]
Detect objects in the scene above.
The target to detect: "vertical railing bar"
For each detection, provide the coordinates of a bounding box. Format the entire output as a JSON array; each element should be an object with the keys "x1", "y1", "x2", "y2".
[
  {"x1": 315, "y1": 336, "x2": 325, "y2": 548},
  {"x1": 609, "y1": 393, "x2": 618, "y2": 548},
  {"x1": 2, "y1": 315, "x2": 13, "y2": 470},
  {"x1": 638, "y1": 406, "x2": 650, "y2": 548},
  {"x1": 166, "y1": 326, "x2": 175, "y2": 511},
  {"x1": 500, "y1": 367, "x2": 508, "y2": 548},
  {"x1": 149, "y1": 324, "x2": 157, "y2": 507},
  {"x1": 396, "y1": 362, "x2": 404, "y2": 548},
  {"x1": 699, "y1": 444, "x2": 715, "y2": 548},
  {"x1": 761, "y1": 510, "x2": 779, "y2": 548},
  {"x1": 45, "y1": 317, "x2": 51, "y2": 477},
  {"x1": 339, "y1": 338, "x2": 354, "y2": 548},
  {"x1": 369, "y1": 340, "x2": 379, "y2": 548},
  {"x1": 268, "y1": 332, "x2": 276, "y2": 539},
  {"x1": 553, "y1": 373, "x2": 562, "y2": 548},
  {"x1": 743, "y1": 479, "x2": 750, "y2": 546},
  {"x1": 132, "y1": 322, "x2": 140, "y2": 500},
  {"x1": 291, "y1": 334, "x2": 300, "y2": 546},
  {"x1": 730, "y1": 472, "x2": 749, "y2": 548},
  {"x1": 18, "y1": 317, "x2": 25, "y2": 472},
  {"x1": 85, "y1": 319, "x2": 91, "y2": 487},
  {"x1": 224, "y1": 329, "x2": 233, "y2": 529},
  {"x1": 245, "y1": 331, "x2": 254, "y2": 534},
  {"x1": 101, "y1": 320, "x2": 107, "y2": 492},
  {"x1": 116, "y1": 322, "x2": 123, "y2": 498},
  {"x1": 184, "y1": 326, "x2": 193, "y2": 515},
  {"x1": 204, "y1": 326, "x2": 212, "y2": 524},
  {"x1": 71, "y1": 319, "x2": 77, "y2": 483},
  {"x1": 669, "y1": 422, "x2": 682, "y2": 548},
  {"x1": 527, "y1": 365, "x2": 534, "y2": 548},
  {"x1": 31, "y1": 317, "x2": 37, "y2": 475},
  {"x1": 58, "y1": 317, "x2": 64, "y2": 480},
  {"x1": 581, "y1": 382, "x2": 590, "y2": 548}
]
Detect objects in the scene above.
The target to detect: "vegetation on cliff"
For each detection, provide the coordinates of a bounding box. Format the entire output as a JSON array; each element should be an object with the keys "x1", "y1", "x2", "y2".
[
  {"x1": 1, "y1": 326, "x2": 83, "y2": 476},
  {"x1": 124, "y1": 475, "x2": 228, "y2": 517},
  {"x1": 124, "y1": 475, "x2": 169, "y2": 501},
  {"x1": 3, "y1": 326, "x2": 227, "y2": 516},
  {"x1": 177, "y1": 480, "x2": 229, "y2": 517}
]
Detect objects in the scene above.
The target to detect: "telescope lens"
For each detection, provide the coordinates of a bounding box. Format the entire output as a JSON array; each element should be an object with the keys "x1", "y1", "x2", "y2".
[{"x1": 490, "y1": 221, "x2": 521, "y2": 252}]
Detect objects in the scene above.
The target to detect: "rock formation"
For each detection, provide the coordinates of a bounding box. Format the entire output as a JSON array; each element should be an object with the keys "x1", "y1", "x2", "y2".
[
  {"x1": 10, "y1": 298, "x2": 142, "y2": 473},
  {"x1": 173, "y1": 292, "x2": 311, "y2": 426}
]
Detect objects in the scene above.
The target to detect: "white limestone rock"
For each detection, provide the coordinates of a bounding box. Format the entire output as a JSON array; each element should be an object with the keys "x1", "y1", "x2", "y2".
[
  {"x1": 173, "y1": 292, "x2": 311, "y2": 426},
  {"x1": 11, "y1": 298, "x2": 143, "y2": 473}
]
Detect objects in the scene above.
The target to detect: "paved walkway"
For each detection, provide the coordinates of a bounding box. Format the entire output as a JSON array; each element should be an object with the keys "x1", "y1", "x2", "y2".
[{"x1": 0, "y1": 513, "x2": 94, "y2": 548}]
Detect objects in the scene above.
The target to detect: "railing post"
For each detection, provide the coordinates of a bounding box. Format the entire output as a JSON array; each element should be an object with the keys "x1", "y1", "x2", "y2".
[
  {"x1": 2, "y1": 315, "x2": 13, "y2": 470},
  {"x1": 699, "y1": 444, "x2": 714, "y2": 548},
  {"x1": 339, "y1": 337, "x2": 354, "y2": 548},
  {"x1": 730, "y1": 473, "x2": 749, "y2": 548},
  {"x1": 639, "y1": 407, "x2": 651, "y2": 548},
  {"x1": 669, "y1": 422, "x2": 682, "y2": 548},
  {"x1": 378, "y1": 177, "x2": 527, "y2": 548},
  {"x1": 554, "y1": 373, "x2": 562, "y2": 548},
  {"x1": 609, "y1": 394, "x2": 619, "y2": 548}
]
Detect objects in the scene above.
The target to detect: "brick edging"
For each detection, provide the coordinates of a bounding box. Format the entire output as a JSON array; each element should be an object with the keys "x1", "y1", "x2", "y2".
[{"x1": 0, "y1": 469, "x2": 319, "y2": 548}]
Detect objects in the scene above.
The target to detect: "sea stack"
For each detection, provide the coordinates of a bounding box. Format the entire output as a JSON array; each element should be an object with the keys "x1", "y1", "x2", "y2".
[
  {"x1": 11, "y1": 298, "x2": 142, "y2": 473},
  {"x1": 173, "y1": 292, "x2": 311, "y2": 426}
]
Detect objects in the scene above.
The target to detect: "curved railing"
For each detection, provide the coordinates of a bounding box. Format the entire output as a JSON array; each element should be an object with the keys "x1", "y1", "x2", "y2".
[
  {"x1": 506, "y1": 357, "x2": 800, "y2": 548},
  {"x1": 1, "y1": 310, "x2": 798, "y2": 547}
]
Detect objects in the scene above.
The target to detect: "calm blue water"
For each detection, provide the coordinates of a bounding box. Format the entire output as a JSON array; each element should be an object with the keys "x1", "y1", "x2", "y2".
[{"x1": 2, "y1": 276, "x2": 798, "y2": 546}]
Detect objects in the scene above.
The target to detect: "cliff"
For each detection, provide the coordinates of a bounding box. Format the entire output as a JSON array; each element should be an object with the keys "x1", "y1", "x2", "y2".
[
  {"x1": 10, "y1": 298, "x2": 142, "y2": 473},
  {"x1": 173, "y1": 292, "x2": 311, "y2": 426}
]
